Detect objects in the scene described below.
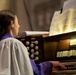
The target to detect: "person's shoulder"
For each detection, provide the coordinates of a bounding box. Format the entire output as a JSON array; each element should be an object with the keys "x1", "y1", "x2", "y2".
[
  {"x1": 0, "y1": 38, "x2": 25, "y2": 48},
  {"x1": 1, "y1": 38, "x2": 22, "y2": 44}
]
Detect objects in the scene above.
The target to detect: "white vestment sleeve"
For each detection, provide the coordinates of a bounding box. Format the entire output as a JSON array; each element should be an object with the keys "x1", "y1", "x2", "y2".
[{"x1": 0, "y1": 38, "x2": 33, "y2": 75}]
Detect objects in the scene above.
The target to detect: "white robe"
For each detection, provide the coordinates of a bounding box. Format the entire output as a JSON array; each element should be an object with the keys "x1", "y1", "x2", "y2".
[{"x1": 0, "y1": 38, "x2": 33, "y2": 75}]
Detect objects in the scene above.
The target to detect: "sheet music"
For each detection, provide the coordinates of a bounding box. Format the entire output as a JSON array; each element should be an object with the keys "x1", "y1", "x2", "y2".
[
  {"x1": 49, "y1": 11, "x2": 60, "y2": 36},
  {"x1": 70, "y1": 9, "x2": 76, "y2": 31},
  {"x1": 49, "y1": 8, "x2": 76, "y2": 36},
  {"x1": 56, "y1": 8, "x2": 74, "y2": 33},
  {"x1": 63, "y1": 0, "x2": 76, "y2": 11}
]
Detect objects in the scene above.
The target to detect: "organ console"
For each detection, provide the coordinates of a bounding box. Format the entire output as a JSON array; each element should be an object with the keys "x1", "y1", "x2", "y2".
[
  {"x1": 17, "y1": 31, "x2": 76, "y2": 75},
  {"x1": 43, "y1": 31, "x2": 76, "y2": 75}
]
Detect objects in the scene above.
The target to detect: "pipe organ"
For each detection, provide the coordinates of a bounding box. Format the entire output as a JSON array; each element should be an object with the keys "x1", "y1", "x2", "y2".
[{"x1": 17, "y1": 31, "x2": 76, "y2": 75}]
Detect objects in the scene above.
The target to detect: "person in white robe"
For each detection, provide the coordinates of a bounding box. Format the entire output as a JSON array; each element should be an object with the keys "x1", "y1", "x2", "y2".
[{"x1": 0, "y1": 10, "x2": 34, "y2": 75}]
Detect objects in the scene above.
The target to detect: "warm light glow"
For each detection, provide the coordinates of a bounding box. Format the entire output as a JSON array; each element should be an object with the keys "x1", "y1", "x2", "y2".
[
  {"x1": 64, "y1": 29, "x2": 76, "y2": 33},
  {"x1": 70, "y1": 39, "x2": 76, "y2": 45}
]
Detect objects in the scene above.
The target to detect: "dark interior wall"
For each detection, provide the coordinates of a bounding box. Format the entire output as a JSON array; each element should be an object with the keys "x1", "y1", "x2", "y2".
[
  {"x1": 30, "y1": 0, "x2": 62, "y2": 31},
  {"x1": 11, "y1": 0, "x2": 63, "y2": 32},
  {"x1": 0, "y1": 0, "x2": 66, "y2": 33},
  {"x1": 10, "y1": 0, "x2": 32, "y2": 33}
]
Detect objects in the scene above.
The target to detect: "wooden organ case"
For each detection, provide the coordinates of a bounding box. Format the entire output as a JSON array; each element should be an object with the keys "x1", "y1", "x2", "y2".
[{"x1": 43, "y1": 31, "x2": 76, "y2": 75}]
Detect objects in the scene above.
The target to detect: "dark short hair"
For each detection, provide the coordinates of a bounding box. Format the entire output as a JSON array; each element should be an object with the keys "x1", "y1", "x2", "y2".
[{"x1": 0, "y1": 10, "x2": 16, "y2": 35}]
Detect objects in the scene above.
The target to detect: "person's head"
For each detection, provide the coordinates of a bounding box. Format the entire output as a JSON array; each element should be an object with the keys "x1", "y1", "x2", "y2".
[{"x1": 0, "y1": 10, "x2": 20, "y2": 37}]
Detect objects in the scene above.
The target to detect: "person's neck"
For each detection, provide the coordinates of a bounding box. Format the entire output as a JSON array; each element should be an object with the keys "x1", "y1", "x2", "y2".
[{"x1": 10, "y1": 30, "x2": 14, "y2": 37}]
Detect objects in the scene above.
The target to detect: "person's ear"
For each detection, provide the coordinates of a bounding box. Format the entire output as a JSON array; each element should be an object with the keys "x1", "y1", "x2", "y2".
[{"x1": 10, "y1": 21, "x2": 14, "y2": 28}]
